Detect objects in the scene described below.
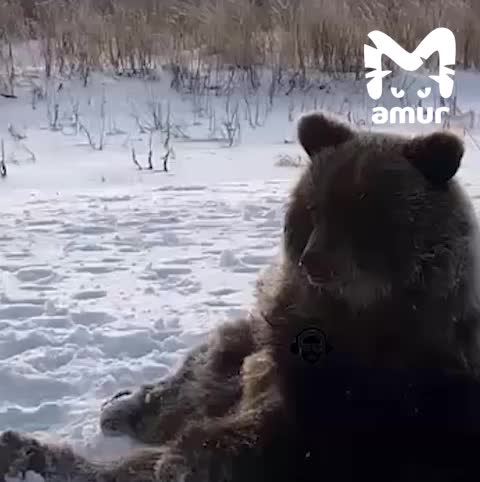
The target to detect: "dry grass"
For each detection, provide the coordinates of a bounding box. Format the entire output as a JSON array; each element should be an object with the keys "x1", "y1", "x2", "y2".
[{"x1": 1, "y1": 0, "x2": 479, "y2": 93}]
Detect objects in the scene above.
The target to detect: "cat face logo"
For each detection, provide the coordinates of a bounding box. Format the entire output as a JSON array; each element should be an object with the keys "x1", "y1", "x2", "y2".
[
  {"x1": 364, "y1": 28, "x2": 456, "y2": 124},
  {"x1": 364, "y1": 28, "x2": 456, "y2": 101}
]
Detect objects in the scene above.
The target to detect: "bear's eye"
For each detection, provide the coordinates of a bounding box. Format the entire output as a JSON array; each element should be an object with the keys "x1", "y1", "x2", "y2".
[{"x1": 306, "y1": 203, "x2": 317, "y2": 213}]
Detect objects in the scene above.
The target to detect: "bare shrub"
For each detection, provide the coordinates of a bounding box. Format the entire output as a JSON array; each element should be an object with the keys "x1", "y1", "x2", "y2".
[
  {"x1": 220, "y1": 93, "x2": 241, "y2": 147},
  {"x1": 0, "y1": 0, "x2": 26, "y2": 96},
  {"x1": 45, "y1": 82, "x2": 62, "y2": 131},
  {"x1": 0, "y1": 139, "x2": 6, "y2": 177},
  {"x1": 79, "y1": 89, "x2": 107, "y2": 150},
  {"x1": 161, "y1": 104, "x2": 175, "y2": 171},
  {"x1": 3, "y1": 0, "x2": 479, "y2": 89},
  {"x1": 131, "y1": 116, "x2": 174, "y2": 172}
]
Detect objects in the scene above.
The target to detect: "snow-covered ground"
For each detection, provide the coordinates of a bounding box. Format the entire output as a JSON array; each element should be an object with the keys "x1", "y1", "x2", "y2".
[
  {"x1": 0, "y1": 67, "x2": 308, "y2": 459},
  {"x1": 1, "y1": 62, "x2": 480, "y2": 461}
]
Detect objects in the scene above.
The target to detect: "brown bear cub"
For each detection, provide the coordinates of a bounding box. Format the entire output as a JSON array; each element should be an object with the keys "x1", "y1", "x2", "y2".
[{"x1": 2, "y1": 112, "x2": 480, "y2": 482}]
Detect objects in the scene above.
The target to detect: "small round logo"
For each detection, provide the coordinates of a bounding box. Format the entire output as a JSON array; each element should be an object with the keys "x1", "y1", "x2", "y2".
[{"x1": 290, "y1": 328, "x2": 333, "y2": 365}]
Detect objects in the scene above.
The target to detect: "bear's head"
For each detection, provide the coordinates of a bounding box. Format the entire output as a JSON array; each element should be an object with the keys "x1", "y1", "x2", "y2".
[{"x1": 281, "y1": 112, "x2": 480, "y2": 369}]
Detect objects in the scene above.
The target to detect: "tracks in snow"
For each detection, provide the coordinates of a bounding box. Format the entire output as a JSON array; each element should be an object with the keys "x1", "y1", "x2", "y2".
[{"x1": 0, "y1": 179, "x2": 290, "y2": 442}]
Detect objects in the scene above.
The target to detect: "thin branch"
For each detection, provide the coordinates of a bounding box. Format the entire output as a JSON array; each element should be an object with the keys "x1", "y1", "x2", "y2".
[
  {"x1": 1, "y1": 140, "x2": 7, "y2": 178},
  {"x1": 131, "y1": 147, "x2": 143, "y2": 170},
  {"x1": 147, "y1": 132, "x2": 153, "y2": 170}
]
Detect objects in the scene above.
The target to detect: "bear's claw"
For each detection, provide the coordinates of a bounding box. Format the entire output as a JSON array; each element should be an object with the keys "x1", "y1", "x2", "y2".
[{"x1": 0, "y1": 431, "x2": 46, "y2": 481}]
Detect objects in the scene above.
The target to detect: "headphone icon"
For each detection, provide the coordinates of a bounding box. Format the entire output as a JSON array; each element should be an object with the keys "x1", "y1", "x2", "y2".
[{"x1": 290, "y1": 328, "x2": 333, "y2": 364}]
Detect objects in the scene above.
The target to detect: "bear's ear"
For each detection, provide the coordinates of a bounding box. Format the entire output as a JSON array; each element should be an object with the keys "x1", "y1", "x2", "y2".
[
  {"x1": 297, "y1": 112, "x2": 355, "y2": 157},
  {"x1": 404, "y1": 131, "x2": 464, "y2": 184}
]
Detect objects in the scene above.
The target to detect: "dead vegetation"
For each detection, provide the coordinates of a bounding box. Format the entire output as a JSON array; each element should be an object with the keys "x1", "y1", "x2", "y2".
[{"x1": 1, "y1": 0, "x2": 479, "y2": 96}]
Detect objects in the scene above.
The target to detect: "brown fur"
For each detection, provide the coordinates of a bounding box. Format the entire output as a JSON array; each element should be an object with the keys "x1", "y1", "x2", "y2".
[
  {"x1": 266, "y1": 114, "x2": 480, "y2": 370},
  {"x1": 2, "y1": 112, "x2": 480, "y2": 482}
]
